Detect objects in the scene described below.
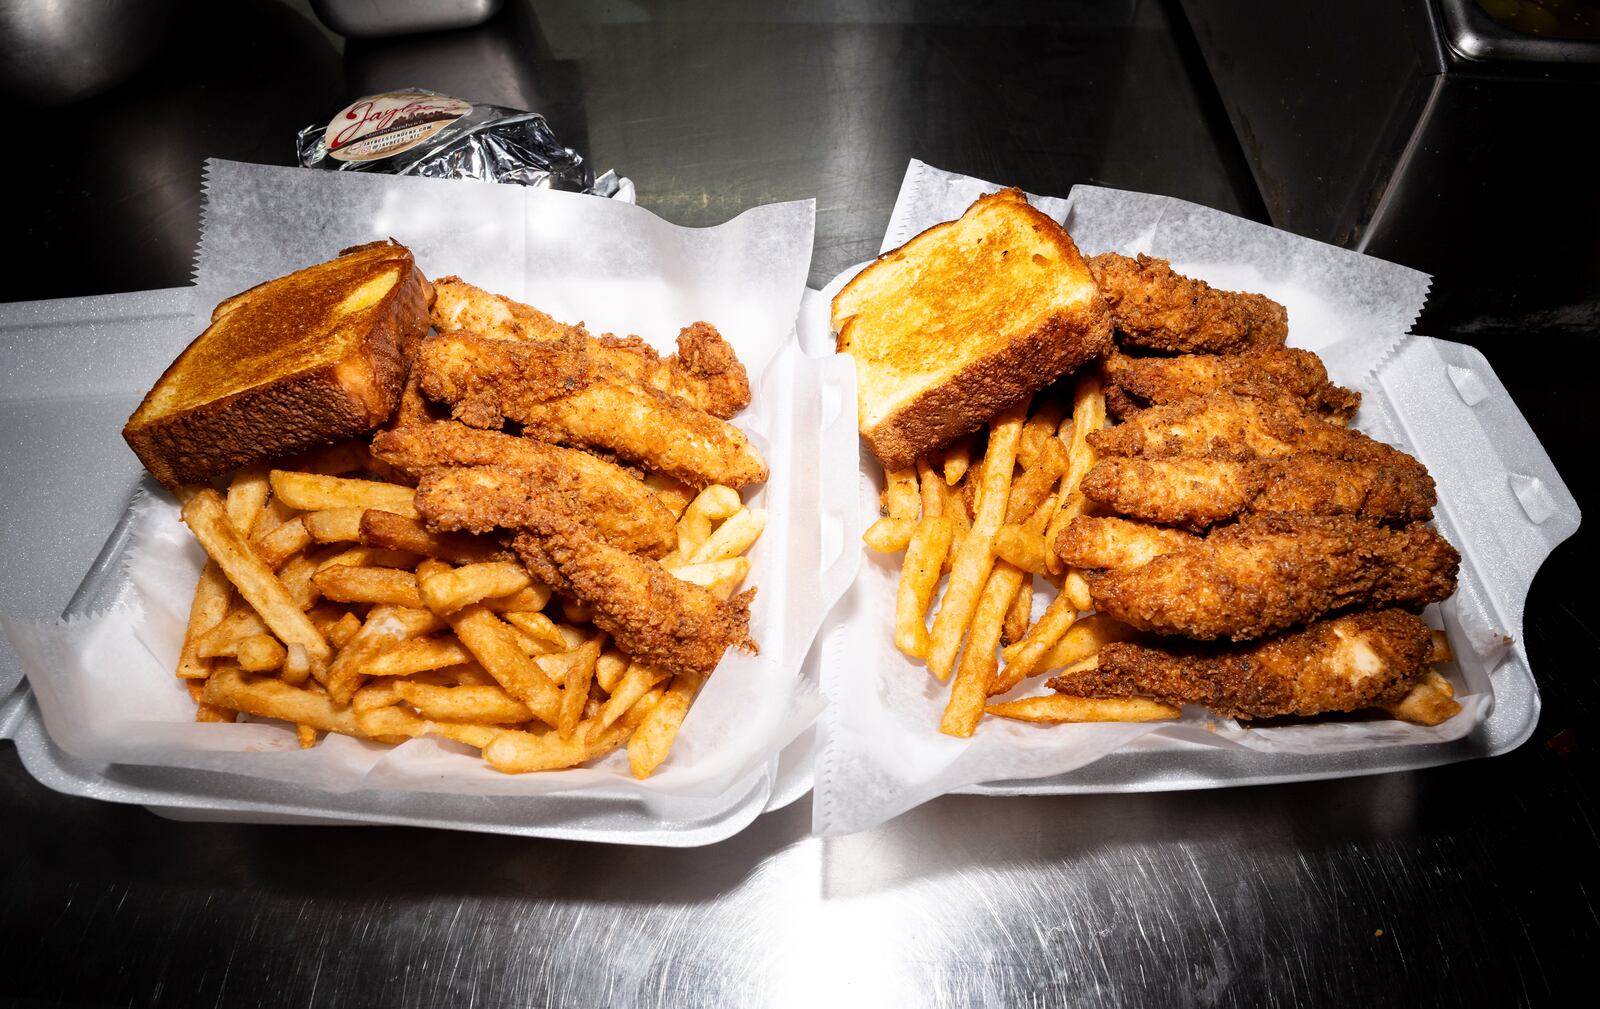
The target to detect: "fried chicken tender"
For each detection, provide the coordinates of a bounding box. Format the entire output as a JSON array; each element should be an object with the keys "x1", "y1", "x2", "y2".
[
  {"x1": 1080, "y1": 453, "x2": 1436, "y2": 529},
  {"x1": 416, "y1": 332, "x2": 768, "y2": 489},
  {"x1": 414, "y1": 464, "x2": 676, "y2": 558},
  {"x1": 1048, "y1": 610, "x2": 1450, "y2": 722},
  {"x1": 432, "y1": 277, "x2": 752, "y2": 417},
  {"x1": 1088, "y1": 253, "x2": 1288, "y2": 354},
  {"x1": 1104, "y1": 347, "x2": 1359, "y2": 422},
  {"x1": 1054, "y1": 515, "x2": 1198, "y2": 570},
  {"x1": 511, "y1": 515, "x2": 756, "y2": 679},
  {"x1": 1088, "y1": 513, "x2": 1459, "y2": 641},
  {"x1": 1088, "y1": 388, "x2": 1401, "y2": 463}
]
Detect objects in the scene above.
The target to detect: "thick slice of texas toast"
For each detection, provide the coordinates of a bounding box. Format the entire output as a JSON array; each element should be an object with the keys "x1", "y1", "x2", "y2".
[
  {"x1": 831, "y1": 188, "x2": 1111, "y2": 470},
  {"x1": 124, "y1": 240, "x2": 433, "y2": 488}
]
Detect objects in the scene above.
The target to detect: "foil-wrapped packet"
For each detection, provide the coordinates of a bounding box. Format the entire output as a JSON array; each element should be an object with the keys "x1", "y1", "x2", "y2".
[{"x1": 296, "y1": 88, "x2": 628, "y2": 199}]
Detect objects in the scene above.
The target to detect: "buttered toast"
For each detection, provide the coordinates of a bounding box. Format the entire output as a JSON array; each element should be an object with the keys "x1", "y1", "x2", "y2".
[
  {"x1": 831, "y1": 188, "x2": 1111, "y2": 470},
  {"x1": 124, "y1": 240, "x2": 433, "y2": 488}
]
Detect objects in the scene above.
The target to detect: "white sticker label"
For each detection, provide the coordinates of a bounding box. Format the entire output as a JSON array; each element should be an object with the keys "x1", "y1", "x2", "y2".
[{"x1": 324, "y1": 91, "x2": 472, "y2": 163}]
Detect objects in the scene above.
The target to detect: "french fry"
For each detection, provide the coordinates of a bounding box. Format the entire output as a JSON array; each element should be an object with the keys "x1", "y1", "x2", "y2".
[
  {"x1": 483, "y1": 722, "x2": 628, "y2": 774},
  {"x1": 312, "y1": 566, "x2": 423, "y2": 608},
  {"x1": 993, "y1": 591, "x2": 1078, "y2": 693},
  {"x1": 418, "y1": 561, "x2": 531, "y2": 615},
  {"x1": 993, "y1": 524, "x2": 1048, "y2": 575},
  {"x1": 1033, "y1": 613, "x2": 1139, "y2": 673},
  {"x1": 985, "y1": 694, "x2": 1180, "y2": 723},
  {"x1": 249, "y1": 496, "x2": 297, "y2": 543},
  {"x1": 627, "y1": 672, "x2": 703, "y2": 778},
  {"x1": 360, "y1": 636, "x2": 472, "y2": 678},
  {"x1": 484, "y1": 585, "x2": 554, "y2": 613},
  {"x1": 269, "y1": 470, "x2": 417, "y2": 518},
  {"x1": 916, "y1": 457, "x2": 944, "y2": 517},
  {"x1": 595, "y1": 649, "x2": 630, "y2": 693},
  {"x1": 277, "y1": 553, "x2": 322, "y2": 610},
  {"x1": 1063, "y1": 570, "x2": 1094, "y2": 613},
  {"x1": 303, "y1": 507, "x2": 367, "y2": 543},
  {"x1": 676, "y1": 485, "x2": 742, "y2": 558},
  {"x1": 225, "y1": 465, "x2": 271, "y2": 534},
  {"x1": 283, "y1": 643, "x2": 311, "y2": 686},
  {"x1": 670, "y1": 557, "x2": 751, "y2": 600},
  {"x1": 557, "y1": 636, "x2": 604, "y2": 738},
  {"x1": 195, "y1": 701, "x2": 237, "y2": 724},
  {"x1": 925, "y1": 403, "x2": 1026, "y2": 680},
  {"x1": 1045, "y1": 374, "x2": 1105, "y2": 574},
  {"x1": 314, "y1": 545, "x2": 421, "y2": 572},
  {"x1": 1003, "y1": 577, "x2": 1032, "y2": 646},
  {"x1": 176, "y1": 562, "x2": 232, "y2": 679},
  {"x1": 941, "y1": 561, "x2": 1024, "y2": 736},
  {"x1": 1428, "y1": 630, "x2": 1453, "y2": 663},
  {"x1": 324, "y1": 605, "x2": 444, "y2": 703},
  {"x1": 236, "y1": 634, "x2": 286, "y2": 672},
  {"x1": 943, "y1": 437, "x2": 973, "y2": 485},
  {"x1": 359, "y1": 510, "x2": 501, "y2": 564},
  {"x1": 296, "y1": 724, "x2": 319, "y2": 748},
  {"x1": 1383, "y1": 669, "x2": 1461, "y2": 726},
  {"x1": 894, "y1": 516, "x2": 953, "y2": 659},
  {"x1": 446, "y1": 604, "x2": 562, "y2": 727},
  {"x1": 880, "y1": 467, "x2": 919, "y2": 519},
  {"x1": 862, "y1": 517, "x2": 917, "y2": 553},
  {"x1": 182, "y1": 490, "x2": 330, "y2": 665},
  {"x1": 690, "y1": 508, "x2": 765, "y2": 564},
  {"x1": 202, "y1": 665, "x2": 359, "y2": 735},
  {"x1": 393, "y1": 681, "x2": 533, "y2": 724},
  {"x1": 254, "y1": 516, "x2": 311, "y2": 570},
  {"x1": 1018, "y1": 399, "x2": 1069, "y2": 470},
  {"x1": 502, "y1": 611, "x2": 567, "y2": 652},
  {"x1": 1005, "y1": 438, "x2": 1067, "y2": 524},
  {"x1": 597, "y1": 662, "x2": 670, "y2": 729}
]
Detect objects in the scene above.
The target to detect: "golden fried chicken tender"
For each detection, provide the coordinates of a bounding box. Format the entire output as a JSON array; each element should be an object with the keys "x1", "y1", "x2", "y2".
[
  {"x1": 1104, "y1": 347, "x2": 1359, "y2": 421},
  {"x1": 1088, "y1": 253, "x2": 1287, "y2": 354},
  {"x1": 1053, "y1": 515, "x2": 1199, "y2": 570}
]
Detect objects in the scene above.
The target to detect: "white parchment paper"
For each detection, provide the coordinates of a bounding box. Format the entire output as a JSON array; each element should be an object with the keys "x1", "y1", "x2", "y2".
[
  {"x1": 1, "y1": 160, "x2": 850, "y2": 830},
  {"x1": 811, "y1": 161, "x2": 1491, "y2": 835}
]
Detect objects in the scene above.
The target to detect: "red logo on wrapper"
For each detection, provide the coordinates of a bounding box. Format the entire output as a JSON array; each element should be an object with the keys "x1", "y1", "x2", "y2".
[{"x1": 324, "y1": 91, "x2": 472, "y2": 163}]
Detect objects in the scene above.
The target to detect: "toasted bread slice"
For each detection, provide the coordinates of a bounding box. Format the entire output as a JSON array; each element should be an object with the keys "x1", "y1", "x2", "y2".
[
  {"x1": 124, "y1": 240, "x2": 433, "y2": 489},
  {"x1": 831, "y1": 188, "x2": 1112, "y2": 470}
]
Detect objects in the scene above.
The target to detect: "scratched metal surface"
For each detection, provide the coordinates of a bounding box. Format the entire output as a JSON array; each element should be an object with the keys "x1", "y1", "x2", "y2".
[{"x1": 2, "y1": 1, "x2": 1597, "y2": 1006}]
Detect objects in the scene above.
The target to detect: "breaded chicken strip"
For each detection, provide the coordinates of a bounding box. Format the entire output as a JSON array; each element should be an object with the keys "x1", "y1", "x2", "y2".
[
  {"x1": 1104, "y1": 347, "x2": 1359, "y2": 422},
  {"x1": 1089, "y1": 389, "x2": 1402, "y2": 463},
  {"x1": 1088, "y1": 253, "x2": 1287, "y2": 354},
  {"x1": 1054, "y1": 515, "x2": 1198, "y2": 570},
  {"x1": 1080, "y1": 453, "x2": 1436, "y2": 529},
  {"x1": 432, "y1": 277, "x2": 752, "y2": 417},
  {"x1": 414, "y1": 464, "x2": 676, "y2": 558},
  {"x1": 511, "y1": 515, "x2": 756, "y2": 679},
  {"x1": 1088, "y1": 513, "x2": 1459, "y2": 641},
  {"x1": 1048, "y1": 610, "x2": 1452, "y2": 723},
  {"x1": 416, "y1": 332, "x2": 768, "y2": 489}
]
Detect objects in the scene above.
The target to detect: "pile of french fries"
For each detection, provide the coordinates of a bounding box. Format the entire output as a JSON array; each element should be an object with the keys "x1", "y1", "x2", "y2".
[
  {"x1": 865, "y1": 372, "x2": 1181, "y2": 736},
  {"x1": 173, "y1": 441, "x2": 762, "y2": 778}
]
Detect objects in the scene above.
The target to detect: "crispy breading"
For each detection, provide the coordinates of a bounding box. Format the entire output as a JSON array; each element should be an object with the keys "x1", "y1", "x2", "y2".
[
  {"x1": 1104, "y1": 347, "x2": 1359, "y2": 421},
  {"x1": 431, "y1": 277, "x2": 751, "y2": 417},
  {"x1": 414, "y1": 464, "x2": 676, "y2": 558},
  {"x1": 1088, "y1": 388, "x2": 1402, "y2": 463},
  {"x1": 1088, "y1": 253, "x2": 1287, "y2": 354},
  {"x1": 416, "y1": 332, "x2": 768, "y2": 489},
  {"x1": 1053, "y1": 515, "x2": 1198, "y2": 570},
  {"x1": 1080, "y1": 453, "x2": 1436, "y2": 529},
  {"x1": 1087, "y1": 513, "x2": 1459, "y2": 641},
  {"x1": 1048, "y1": 610, "x2": 1439, "y2": 720},
  {"x1": 511, "y1": 515, "x2": 755, "y2": 679}
]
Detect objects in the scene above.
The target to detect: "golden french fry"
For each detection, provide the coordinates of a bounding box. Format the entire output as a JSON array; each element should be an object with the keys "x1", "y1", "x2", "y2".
[
  {"x1": 594, "y1": 649, "x2": 630, "y2": 693},
  {"x1": 993, "y1": 591, "x2": 1078, "y2": 693},
  {"x1": 276, "y1": 553, "x2": 322, "y2": 611},
  {"x1": 181, "y1": 490, "x2": 330, "y2": 665},
  {"x1": 1005, "y1": 438, "x2": 1067, "y2": 524},
  {"x1": 236, "y1": 634, "x2": 286, "y2": 672},
  {"x1": 993, "y1": 524, "x2": 1048, "y2": 575},
  {"x1": 176, "y1": 561, "x2": 231, "y2": 679},
  {"x1": 195, "y1": 608, "x2": 269, "y2": 657},
  {"x1": 446, "y1": 604, "x2": 562, "y2": 727},
  {"x1": 418, "y1": 561, "x2": 531, "y2": 616},
  {"x1": 225, "y1": 465, "x2": 271, "y2": 535},
  {"x1": 249, "y1": 497, "x2": 297, "y2": 542},
  {"x1": 359, "y1": 510, "x2": 501, "y2": 564},
  {"x1": 283, "y1": 643, "x2": 311, "y2": 686},
  {"x1": 690, "y1": 508, "x2": 766, "y2": 564},
  {"x1": 1018, "y1": 400, "x2": 1069, "y2": 470},
  {"x1": 598, "y1": 662, "x2": 670, "y2": 730},
  {"x1": 881, "y1": 467, "x2": 919, "y2": 519},
  {"x1": 360, "y1": 635, "x2": 472, "y2": 678},
  {"x1": 324, "y1": 605, "x2": 444, "y2": 703},
  {"x1": 916, "y1": 457, "x2": 944, "y2": 518},
  {"x1": 195, "y1": 701, "x2": 236, "y2": 724},
  {"x1": 943, "y1": 437, "x2": 973, "y2": 485},
  {"x1": 894, "y1": 516, "x2": 953, "y2": 659},
  {"x1": 1034, "y1": 613, "x2": 1139, "y2": 672},
  {"x1": 973, "y1": 403, "x2": 1028, "y2": 535},
  {"x1": 483, "y1": 723, "x2": 627, "y2": 774},
  {"x1": 270, "y1": 470, "x2": 417, "y2": 518},
  {"x1": 394, "y1": 680, "x2": 533, "y2": 724},
  {"x1": 670, "y1": 557, "x2": 751, "y2": 600},
  {"x1": 676, "y1": 485, "x2": 742, "y2": 558},
  {"x1": 985, "y1": 694, "x2": 1180, "y2": 723},
  {"x1": 627, "y1": 672, "x2": 703, "y2": 778},
  {"x1": 1045, "y1": 374, "x2": 1105, "y2": 574},
  {"x1": 202, "y1": 665, "x2": 358, "y2": 734},
  {"x1": 941, "y1": 561, "x2": 1024, "y2": 737},
  {"x1": 1003, "y1": 577, "x2": 1032, "y2": 646},
  {"x1": 311, "y1": 565, "x2": 422, "y2": 608},
  {"x1": 558, "y1": 637, "x2": 603, "y2": 738},
  {"x1": 303, "y1": 507, "x2": 367, "y2": 544},
  {"x1": 295, "y1": 724, "x2": 319, "y2": 748},
  {"x1": 1063, "y1": 569, "x2": 1094, "y2": 613},
  {"x1": 502, "y1": 610, "x2": 567, "y2": 652},
  {"x1": 484, "y1": 585, "x2": 553, "y2": 613},
  {"x1": 862, "y1": 517, "x2": 917, "y2": 553},
  {"x1": 314, "y1": 545, "x2": 421, "y2": 572},
  {"x1": 254, "y1": 516, "x2": 311, "y2": 570}
]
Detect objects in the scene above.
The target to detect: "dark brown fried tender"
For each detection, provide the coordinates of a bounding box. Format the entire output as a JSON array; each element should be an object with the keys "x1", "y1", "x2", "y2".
[
  {"x1": 1104, "y1": 347, "x2": 1359, "y2": 421},
  {"x1": 1088, "y1": 253, "x2": 1287, "y2": 354},
  {"x1": 1088, "y1": 388, "x2": 1402, "y2": 463},
  {"x1": 415, "y1": 464, "x2": 676, "y2": 558},
  {"x1": 1054, "y1": 515, "x2": 1198, "y2": 570},
  {"x1": 511, "y1": 514, "x2": 755, "y2": 680},
  {"x1": 1087, "y1": 513, "x2": 1459, "y2": 641},
  {"x1": 1080, "y1": 453, "x2": 1436, "y2": 529},
  {"x1": 1048, "y1": 610, "x2": 1437, "y2": 720}
]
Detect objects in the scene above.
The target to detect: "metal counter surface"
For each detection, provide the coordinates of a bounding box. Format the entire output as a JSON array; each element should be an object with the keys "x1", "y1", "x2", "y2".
[{"x1": 2, "y1": 2, "x2": 1596, "y2": 1005}]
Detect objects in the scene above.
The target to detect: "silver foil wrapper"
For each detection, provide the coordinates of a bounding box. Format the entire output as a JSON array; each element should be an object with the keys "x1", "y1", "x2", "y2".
[{"x1": 297, "y1": 89, "x2": 617, "y2": 195}]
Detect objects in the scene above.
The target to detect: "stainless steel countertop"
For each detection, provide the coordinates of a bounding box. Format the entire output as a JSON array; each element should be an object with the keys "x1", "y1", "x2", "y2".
[{"x1": 1, "y1": 2, "x2": 1595, "y2": 1005}]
